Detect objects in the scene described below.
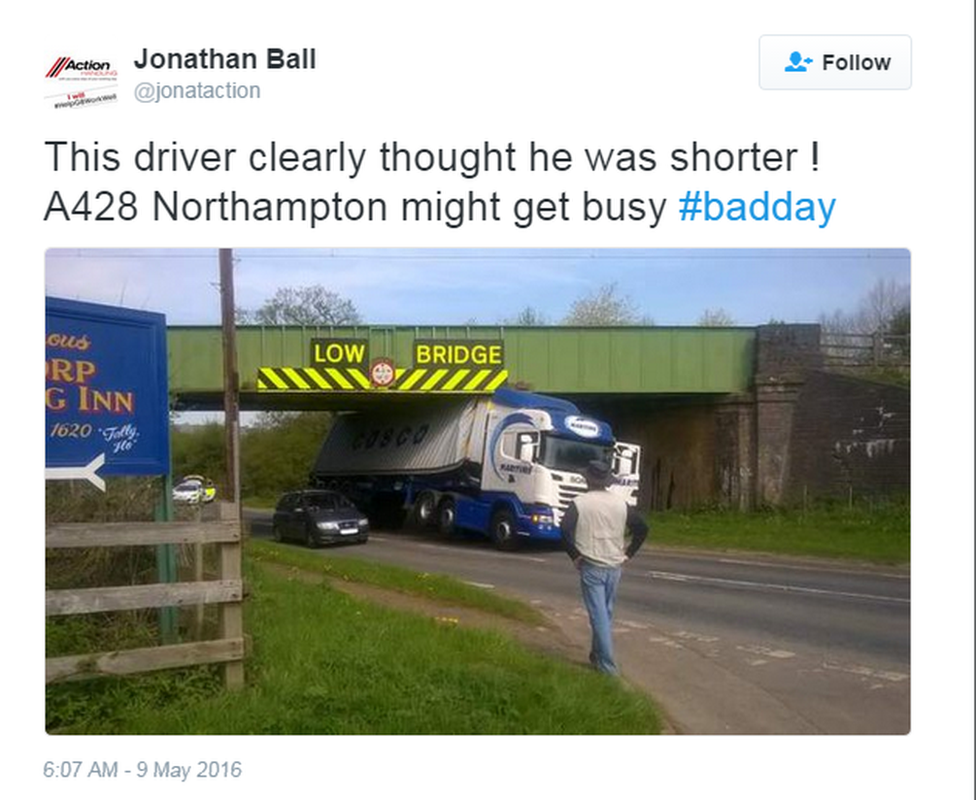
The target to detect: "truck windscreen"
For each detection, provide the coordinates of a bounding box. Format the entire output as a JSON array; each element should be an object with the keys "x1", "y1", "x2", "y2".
[{"x1": 539, "y1": 435, "x2": 612, "y2": 473}]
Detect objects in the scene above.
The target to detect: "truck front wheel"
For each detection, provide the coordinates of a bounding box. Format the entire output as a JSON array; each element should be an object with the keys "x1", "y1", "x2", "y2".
[{"x1": 490, "y1": 508, "x2": 520, "y2": 551}]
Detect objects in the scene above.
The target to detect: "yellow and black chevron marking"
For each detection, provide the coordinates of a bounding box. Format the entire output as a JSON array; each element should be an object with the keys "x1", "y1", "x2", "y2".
[
  {"x1": 257, "y1": 366, "x2": 371, "y2": 391},
  {"x1": 257, "y1": 366, "x2": 508, "y2": 393},
  {"x1": 393, "y1": 367, "x2": 508, "y2": 393}
]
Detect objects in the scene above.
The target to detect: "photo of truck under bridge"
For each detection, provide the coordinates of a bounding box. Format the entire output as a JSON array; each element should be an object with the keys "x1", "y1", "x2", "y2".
[{"x1": 167, "y1": 323, "x2": 909, "y2": 513}]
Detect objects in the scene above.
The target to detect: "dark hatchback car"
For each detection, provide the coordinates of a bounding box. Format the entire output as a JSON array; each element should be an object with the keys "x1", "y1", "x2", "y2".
[{"x1": 272, "y1": 490, "x2": 370, "y2": 547}]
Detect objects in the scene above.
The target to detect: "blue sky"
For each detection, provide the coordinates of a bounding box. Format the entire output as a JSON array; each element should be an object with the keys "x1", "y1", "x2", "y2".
[{"x1": 45, "y1": 248, "x2": 910, "y2": 327}]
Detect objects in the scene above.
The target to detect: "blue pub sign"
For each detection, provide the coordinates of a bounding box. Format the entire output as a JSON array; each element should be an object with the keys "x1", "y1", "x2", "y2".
[{"x1": 45, "y1": 297, "x2": 170, "y2": 488}]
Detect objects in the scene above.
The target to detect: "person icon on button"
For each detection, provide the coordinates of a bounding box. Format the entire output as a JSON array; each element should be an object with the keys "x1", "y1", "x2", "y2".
[{"x1": 785, "y1": 51, "x2": 810, "y2": 72}]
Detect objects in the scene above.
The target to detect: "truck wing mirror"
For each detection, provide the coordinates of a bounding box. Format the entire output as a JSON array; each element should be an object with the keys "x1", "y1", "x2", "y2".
[{"x1": 516, "y1": 431, "x2": 540, "y2": 462}]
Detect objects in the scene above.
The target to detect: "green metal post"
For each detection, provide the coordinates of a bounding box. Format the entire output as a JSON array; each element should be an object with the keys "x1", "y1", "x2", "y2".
[{"x1": 155, "y1": 473, "x2": 178, "y2": 643}]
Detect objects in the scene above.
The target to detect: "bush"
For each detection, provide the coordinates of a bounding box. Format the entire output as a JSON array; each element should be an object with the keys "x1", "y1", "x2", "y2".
[
  {"x1": 240, "y1": 412, "x2": 333, "y2": 499},
  {"x1": 171, "y1": 422, "x2": 226, "y2": 493},
  {"x1": 171, "y1": 412, "x2": 333, "y2": 502}
]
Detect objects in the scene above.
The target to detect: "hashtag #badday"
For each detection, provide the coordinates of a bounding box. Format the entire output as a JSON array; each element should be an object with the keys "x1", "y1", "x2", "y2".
[{"x1": 680, "y1": 190, "x2": 836, "y2": 228}]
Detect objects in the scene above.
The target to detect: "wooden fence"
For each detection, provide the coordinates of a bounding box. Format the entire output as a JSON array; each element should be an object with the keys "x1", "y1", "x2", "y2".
[
  {"x1": 821, "y1": 331, "x2": 911, "y2": 368},
  {"x1": 45, "y1": 504, "x2": 244, "y2": 688}
]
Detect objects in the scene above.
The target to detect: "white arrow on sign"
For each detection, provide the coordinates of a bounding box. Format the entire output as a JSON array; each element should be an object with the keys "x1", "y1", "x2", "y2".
[{"x1": 45, "y1": 453, "x2": 106, "y2": 492}]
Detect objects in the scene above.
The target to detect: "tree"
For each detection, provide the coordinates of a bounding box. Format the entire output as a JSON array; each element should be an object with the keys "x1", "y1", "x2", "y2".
[
  {"x1": 238, "y1": 285, "x2": 362, "y2": 325},
  {"x1": 502, "y1": 306, "x2": 549, "y2": 326},
  {"x1": 820, "y1": 278, "x2": 910, "y2": 335},
  {"x1": 240, "y1": 412, "x2": 334, "y2": 500},
  {"x1": 171, "y1": 422, "x2": 227, "y2": 490},
  {"x1": 817, "y1": 308, "x2": 854, "y2": 335},
  {"x1": 562, "y1": 283, "x2": 643, "y2": 326},
  {"x1": 698, "y1": 307, "x2": 736, "y2": 327},
  {"x1": 857, "y1": 278, "x2": 910, "y2": 334},
  {"x1": 819, "y1": 277, "x2": 911, "y2": 367},
  {"x1": 889, "y1": 305, "x2": 910, "y2": 337}
]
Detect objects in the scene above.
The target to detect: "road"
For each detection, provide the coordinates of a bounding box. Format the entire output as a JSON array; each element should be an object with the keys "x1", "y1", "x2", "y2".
[{"x1": 247, "y1": 510, "x2": 910, "y2": 734}]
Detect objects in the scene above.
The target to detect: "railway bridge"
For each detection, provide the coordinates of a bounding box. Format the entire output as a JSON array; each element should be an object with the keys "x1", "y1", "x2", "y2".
[{"x1": 167, "y1": 323, "x2": 908, "y2": 510}]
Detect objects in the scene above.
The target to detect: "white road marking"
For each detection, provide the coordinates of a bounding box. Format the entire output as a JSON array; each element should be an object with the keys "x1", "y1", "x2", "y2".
[
  {"x1": 463, "y1": 581, "x2": 495, "y2": 589},
  {"x1": 717, "y1": 557, "x2": 908, "y2": 580},
  {"x1": 648, "y1": 635, "x2": 684, "y2": 649},
  {"x1": 646, "y1": 570, "x2": 909, "y2": 604},
  {"x1": 415, "y1": 542, "x2": 548, "y2": 563},
  {"x1": 823, "y1": 661, "x2": 909, "y2": 682},
  {"x1": 737, "y1": 644, "x2": 796, "y2": 659},
  {"x1": 672, "y1": 630, "x2": 720, "y2": 643}
]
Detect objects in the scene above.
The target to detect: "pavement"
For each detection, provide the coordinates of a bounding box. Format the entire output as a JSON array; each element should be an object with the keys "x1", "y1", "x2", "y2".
[
  {"x1": 539, "y1": 601, "x2": 823, "y2": 734},
  {"x1": 531, "y1": 584, "x2": 909, "y2": 735}
]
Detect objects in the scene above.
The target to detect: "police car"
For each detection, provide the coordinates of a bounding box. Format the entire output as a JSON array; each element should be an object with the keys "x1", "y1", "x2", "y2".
[{"x1": 172, "y1": 475, "x2": 217, "y2": 504}]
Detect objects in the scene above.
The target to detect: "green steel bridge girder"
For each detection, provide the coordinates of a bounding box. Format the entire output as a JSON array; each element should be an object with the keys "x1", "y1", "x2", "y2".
[{"x1": 167, "y1": 325, "x2": 757, "y2": 410}]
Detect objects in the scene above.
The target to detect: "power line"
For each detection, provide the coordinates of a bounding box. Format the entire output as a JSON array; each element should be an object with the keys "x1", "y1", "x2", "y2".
[{"x1": 45, "y1": 248, "x2": 909, "y2": 261}]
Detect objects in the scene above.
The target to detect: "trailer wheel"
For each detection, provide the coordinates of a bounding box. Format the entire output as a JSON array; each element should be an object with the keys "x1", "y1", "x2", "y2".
[
  {"x1": 413, "y1": 492, "x2": 437, "y2": 529},
  {"x1": 436, "y1": 498, "x2": 456, "y2": 537},
  {"x1": 490, "y1": 508, "x2": 520, "y2": 551}
]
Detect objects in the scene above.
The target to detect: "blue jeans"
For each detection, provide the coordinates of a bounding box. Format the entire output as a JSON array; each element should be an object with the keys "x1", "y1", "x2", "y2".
[{"x1": 579, "y1": 561, "x2": 622, "y2": 675}]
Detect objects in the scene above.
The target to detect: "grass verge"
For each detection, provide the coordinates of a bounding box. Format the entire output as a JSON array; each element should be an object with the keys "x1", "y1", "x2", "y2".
[
  {"x1": 650, "y1": 501, "x2": 909, "y2": 564},
  {"x1": 47, "y1": 550, "x2": 661, "y2": 734},
  {"x1": 249, "y1": 539, "x2": 545, "y2": 624}
]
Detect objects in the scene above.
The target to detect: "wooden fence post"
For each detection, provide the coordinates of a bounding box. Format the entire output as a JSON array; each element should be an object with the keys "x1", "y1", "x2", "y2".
[{"x1": 218, "y1": 501, "x2": 244, "y2": 689}]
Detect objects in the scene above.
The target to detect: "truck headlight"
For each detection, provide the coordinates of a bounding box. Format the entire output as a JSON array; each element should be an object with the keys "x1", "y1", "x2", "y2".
[{"x1": 530, "y1": 513, "x2": 554, "y2": 526}]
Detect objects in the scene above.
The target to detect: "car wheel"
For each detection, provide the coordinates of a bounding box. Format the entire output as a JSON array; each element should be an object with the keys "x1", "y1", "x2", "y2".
[
  {"x1": 304, "y1": 526, "x2": 318, "y2": 548},
  {"x1": 436, "y1": 498, "x2": 456, "y2": 538},
  {"x1": 272, "y1": 522, "x2": 283, "y2": 543},
  {"x1": 413, "y1": 492, "x2": 437, "y2": 528},
  {"x1": 489, "y1": 508, "x2": 520, "y2": 551}
]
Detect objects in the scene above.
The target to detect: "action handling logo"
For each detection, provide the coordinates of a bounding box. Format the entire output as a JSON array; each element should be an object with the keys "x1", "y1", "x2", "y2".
[{"x1": 45, "y1": 54, "x2": 119, "y2": 110}]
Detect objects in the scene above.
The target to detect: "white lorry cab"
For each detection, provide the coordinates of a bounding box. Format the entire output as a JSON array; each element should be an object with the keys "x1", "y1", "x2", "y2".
[{"x1": 310, "y1": 388, "x2": 641, "y2": 550}]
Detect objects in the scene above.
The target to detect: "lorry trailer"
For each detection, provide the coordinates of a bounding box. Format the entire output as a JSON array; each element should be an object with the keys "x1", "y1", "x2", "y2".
[{"x1": 309, "y1": 388, "x2": 641, "y2": 549}]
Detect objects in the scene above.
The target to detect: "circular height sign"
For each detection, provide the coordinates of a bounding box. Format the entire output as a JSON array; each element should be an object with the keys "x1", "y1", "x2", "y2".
[{"x1": 369, "y1": 357, "x2": 396, "y2": 388}]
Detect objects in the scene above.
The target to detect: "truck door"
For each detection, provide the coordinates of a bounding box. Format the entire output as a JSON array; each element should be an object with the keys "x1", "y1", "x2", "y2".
[
  {"x1": 611, "y1": 442, "x2": 642, "y2": 505},
  {"x1": 483, "y1": 419, "x2": 539, "y2": 494}
]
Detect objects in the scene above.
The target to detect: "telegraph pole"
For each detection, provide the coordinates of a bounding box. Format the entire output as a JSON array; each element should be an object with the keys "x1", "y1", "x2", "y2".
[
  {"x1": 218, "y1": 248, "x2": 245, "y2": 688},
  {"x1": 219, "y1": 248, "x2": 241, "y2": 509}
]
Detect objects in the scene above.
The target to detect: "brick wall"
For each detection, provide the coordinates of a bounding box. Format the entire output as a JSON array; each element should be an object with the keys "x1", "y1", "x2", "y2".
[
  {"x1": 595, "y1": 397, "x2": 754, "y2": 511},
  {"x1": 752, "y1": 324, "x2": 823, "y2": 506},
  {"x1": 786, "y1": 371, "x2": 910, "y2": 500},
  {"x1": 579, "y1": 326, "x2": 909, "y2": 510}
]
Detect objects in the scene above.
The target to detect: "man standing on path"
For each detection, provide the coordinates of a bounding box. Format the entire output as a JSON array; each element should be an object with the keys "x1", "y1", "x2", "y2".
[{"x1": 560, "y1": 459, "x2": 649, "y2": 675}]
